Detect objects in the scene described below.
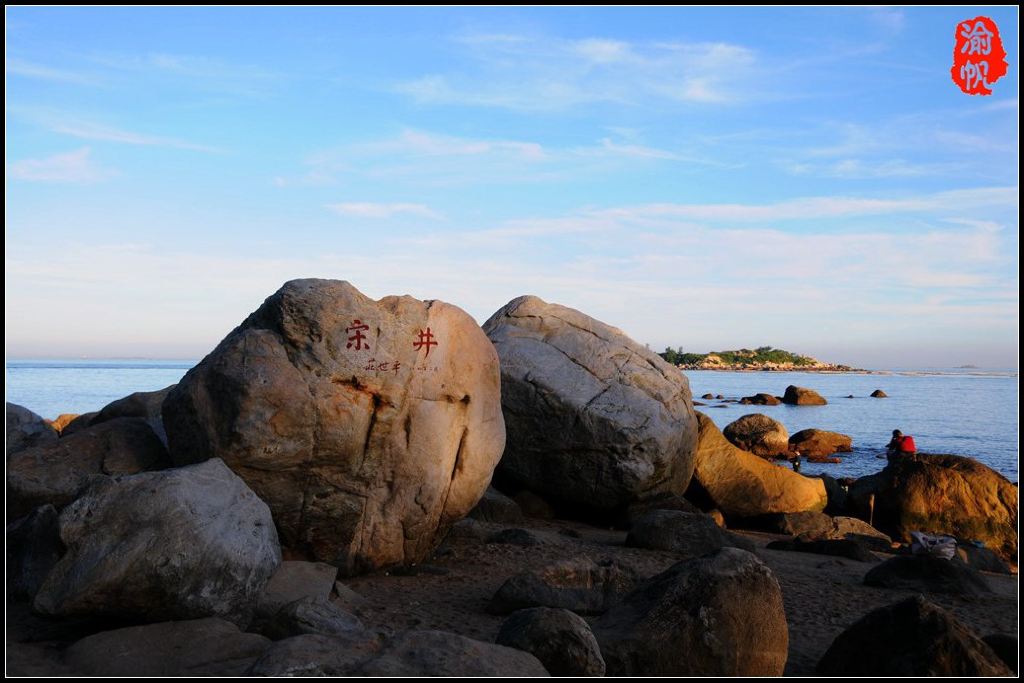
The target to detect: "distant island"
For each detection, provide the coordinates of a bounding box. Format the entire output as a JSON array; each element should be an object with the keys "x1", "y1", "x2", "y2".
[{"x1": 659, "y1": 346, "x2": 860, "y2": 372}]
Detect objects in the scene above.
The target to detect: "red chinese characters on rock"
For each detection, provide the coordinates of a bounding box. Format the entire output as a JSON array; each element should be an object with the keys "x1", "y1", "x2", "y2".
[
  {"x1": 413, "y1": 328, "x2": 438, "y2": 357},
  {"x1": 345, "y1": 319, "x2": 371, "y2": 351},
  {"x1": 951, "y1": 16, "x2": 1008, "y2": 96}
]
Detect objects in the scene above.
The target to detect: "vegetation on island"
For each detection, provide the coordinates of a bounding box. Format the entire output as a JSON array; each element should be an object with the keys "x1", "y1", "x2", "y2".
[{"x1": 660, "y1": 346, "x2": 820, "y2": 367}]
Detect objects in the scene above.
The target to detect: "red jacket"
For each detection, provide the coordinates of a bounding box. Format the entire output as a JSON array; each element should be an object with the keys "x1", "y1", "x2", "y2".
[{"x1": 899, "y1": 435, "x2": 917, "y2": 452}]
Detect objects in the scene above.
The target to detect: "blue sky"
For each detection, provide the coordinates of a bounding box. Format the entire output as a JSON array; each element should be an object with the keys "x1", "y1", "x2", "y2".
[{"x1": 5, "y1": 7, "x2": 1019, "y2": 367}]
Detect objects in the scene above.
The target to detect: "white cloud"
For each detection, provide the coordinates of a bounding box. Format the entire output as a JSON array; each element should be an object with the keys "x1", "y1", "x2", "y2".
[
  {"x1": 5, "y1": 147, "x2": 113, "y2": 183},
  {"x1": 326, "y1": 203, "x2": 442, "y2": 220},
  {"x1": 5, "y1": 58, "x2": 100, "y2": 85},
  {"x1": 395, "y1": 33, "x2": 762, "y2": 110},
  {"x1": 49, "y1": 120, "x2": 219, "y2": 152}
]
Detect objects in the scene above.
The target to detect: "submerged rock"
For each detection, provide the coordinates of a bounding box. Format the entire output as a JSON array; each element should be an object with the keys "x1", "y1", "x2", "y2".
[
  {"x1": 163, "y1": 279, "x2": 505, "y2": 574},
  {"x1": 483, "y1": 295, "x2": 698, "y2": 511}
]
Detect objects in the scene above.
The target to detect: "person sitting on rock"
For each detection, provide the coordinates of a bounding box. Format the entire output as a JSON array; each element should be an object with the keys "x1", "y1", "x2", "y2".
[{"x1": 886, "y1": 429, "x2": 917, "y2": 461}]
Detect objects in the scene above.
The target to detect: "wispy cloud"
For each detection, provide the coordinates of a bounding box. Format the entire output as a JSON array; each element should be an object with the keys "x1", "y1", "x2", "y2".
[
  {"x1": 49, "y1": 119, "x2": 220, "y2": 152},
  {"x1": 6, "y1": 58, "x2": 101, "y2": 85},
  {"x1": 5, "y1": 147, "x2": 113, "y2": 183},
  {"x1": 326, "y1": 202, "x2": 442, "y2": 220},
  {"x1": 395, "y1": 33, "x2": 762, "y2": 110}
]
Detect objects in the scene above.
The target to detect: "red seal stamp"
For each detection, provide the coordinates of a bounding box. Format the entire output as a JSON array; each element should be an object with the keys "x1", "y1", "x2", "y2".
[{"x1": 951, "y1": 16, "x2": 1008, "y2": 95}]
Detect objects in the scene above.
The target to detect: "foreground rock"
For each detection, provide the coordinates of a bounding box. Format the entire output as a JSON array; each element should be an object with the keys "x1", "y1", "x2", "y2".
[
  {"x1": 817, "y1": 595, "x2": 1011, "y2": 675},
  {"x1": 687, "y1": 412, "x2": 827, "y2": 517},
  {"x1": 7, "y1": 417, "x2": 171, "y2": 519},
  {"x1": 468, "y1": 487, "x2": 524, "y2": 524},
  {"x1": 982, "y1": 634, "x2": 1018, "y2": 674},
  {"x1": 847, "y1": 453, "x2": 1017, "y2": 561},
  {"x1": 163, "y1": 279, "x2": 505, "y2": 574},
  {"x1": 748, "y1": 511, "x2": 892, "y2": 551},
  {"x1": 488, "y1": 557, "x2": 638, "y2": 615},
  {"x1": 246, "y1": 632, "x2": 382, "y2": 676},
  {"x1": 626, "y1": 510, "x2": 754, "y2": 555},
  {"x1": 357, "y1": 630, "x2": 549, "y2": 676},
  {"x1": 6, "y1": 505, "x2": 63, "y2": 600},
  {"x1": 256, "y1": 560, "x2": 339, "y2": 622},
  {"x1": 483, "y1": 295, "x2": 698, "y2": 511},
  {"x1": 66, "y1": 618, "x2": 272, "y2": 676},
  {"x1": 91, "y1": 385, "x2": 175, "y2": 444},
  {"x1": 263, "y1": 597, "x2": 365, "y2": 640},
  {"x1": 782, "y1": 385, "x2": 827, "y2": 405},
  {"x1": 497, "y1": 607, "x2": 605, "y2": 676},
  {"x1": 766, "y1": 538, "x2": 877, "y2": 562},
  {"x1": 34, "y1": 459, "x2": 280, "y2": 626},
  {"x1": 5, "y1": 403, "x2": 58, "y2": 455},
  {"x1": 863, "y1": 555, "x2": 992, "y2": 596},
  {"x1": 595, "y1": 548, "x2": 788, "y2": 676},
  {"x1": 723, "y1": 413, "x2": 789, "y2": 458},
  {"x1": 788, "y1": 429, "x2": 852, "y2": 457}
]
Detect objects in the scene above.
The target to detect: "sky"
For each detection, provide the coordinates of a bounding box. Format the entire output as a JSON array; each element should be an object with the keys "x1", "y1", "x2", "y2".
[{"x1": 4, "y1": 6, "x2": 1019, "y2": 368}]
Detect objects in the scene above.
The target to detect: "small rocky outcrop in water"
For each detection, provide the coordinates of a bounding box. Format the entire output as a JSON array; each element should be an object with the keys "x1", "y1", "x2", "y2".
[
  {"x1": 788, "y1": 429, "x2": 852, "y2": 457},
  {"x1": 816, "y1": 595, "x2": 1011, "y2": 676},
  {"x1": 594, "y1": 548, "x2": 788, "y2": 676},
  {"x1": 687, "y1": 413, "x2": 827, "y2": 518},
  {"x1": 34, "y1": 459, "x2": 281, "y2": 626},
  {"x1": 162, "y1": 279, "x2": 505, "y2": 574},
  {"x1": 782, "y1": 385, "x2": 827, "y2": 405},
  {"x1": 739, "y1": 393, "x2": 781, "y2": 405},
  {"x1": 847, "y1": 453, "x2": 1017, "y2": 562},
  {"x1": 870, "y1": 389, "x2": 887, "y2": 398},
  {"x1": 722, "y1": 413, "x2": 790, "y2": 458},
  {"x1": 5, "y1": 403, "x2": 58, "y2": 455},
  {"x1": 483, "y1": 295, "x2": 698, "y2": 511}
]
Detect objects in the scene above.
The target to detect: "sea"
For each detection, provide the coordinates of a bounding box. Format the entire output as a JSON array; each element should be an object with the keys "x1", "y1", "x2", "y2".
[{"x1": 4, "y1": 360, "x2": 1019, "y2": 482}]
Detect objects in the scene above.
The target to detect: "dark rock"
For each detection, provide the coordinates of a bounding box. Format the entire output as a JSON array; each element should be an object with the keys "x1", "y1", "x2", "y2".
[
  {"x1": 595, "y1": 548, "x2": 788, "y2": 676},
  {"x1": 256, "y1": 560, "x2": 338, "y2": 622},
  {"x1": 486, "y1": 528, "x2": 543, "y2": 547},
  {"x1": 512, "y1": 490, "x2": 555, "y2": 519},
  {"x1": 716, "y1": 394, "x2": 724, "y2": 399},
  {"x1": 66, "y1": 618, "x2": 272, "y2": 676},
  {"x1": 6, "y1": 505, "x2": 63, "y2": 600},
  {"x1": 766, "y1": 538, "x2": 877, "y2": 562},
  {"x1": 870, "y1": 389, "x2": 888, "y2": 398},
  {"x1": 622, "y1": 492, "x2": 701, "y2": 527},
  {"x1": 5, "y1": 403, "x2": 58, "y2": 455},
  {"x1": 483, "y1": 295, "x2": 698, "y2": 511},
  {"x1": 468, "y1": 487, "x2": 524, "y2": 524},
  {"x1": 864, "y1": 555, "x2": 992, "y2": 596},
  {"x1": 954, "y1": 543, "x2": 1013, "y2": 574},
  {"x1": 701, "y1": 393, "x2": 714, "y2": 399},
  {"x1": 59, "y1": 412, "x2": 98, "y2": 437},
  {"x1": 92, "y1": 385, "x2": 175, "y2": 445},
  {"x1": 356, "y1": 630, "x2": 549, "y2": 676},
  {"x1": 626, "y1": 510, "x2": 754, "y2": 555},
  {"x1": 818, "y1": 474, "x2": 848, "y2": 515},
  {"x1": 488, "y1": 557, "x2": 638, "y2": 615},
  {"x1": 7, "y1": 417, "x2": 171, "y2": 519},
  {"x1": 246, "y1": 632, "x2": 382, "y2": 676},
  {"x1": 740, "y1": 393, "x2": 781, "y2": 405},
  {"x1": 264, "y1": 597, "x2": 365, "y2": 640},
  {"x1": 34, "y1": 459, "x2": 281, "y2": 627},
  {"x1": 748, "y1": 510, "x2": 833, "y2": 538},
  {"x1": 982, "y1": 634, "x2": 1018, "y2": 674},
  {"x1": 722, "y1": 413, "x2": 789, "y2": 458},
  {"x1": 163, "y1": 279, "x2": 506, "y2": 573},
  {"x1": 782, "y1": 385, "x2": 827, "y2": 405},
  {"x1": 496, "y1": 607, "x2": 605, "y2": 676},
  {"x1": 816, "y1": 595, "x2": 1011, "y2": 675}
]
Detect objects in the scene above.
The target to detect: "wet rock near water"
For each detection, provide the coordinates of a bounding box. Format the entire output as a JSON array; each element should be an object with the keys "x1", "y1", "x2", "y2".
[
  {"x1": 739, "y1": 393, "x2": 781, "y2": 405},
  {"x1": 782, "y1": 385, "x2": 827, "y2": 406},
  {"x1": 788, "y1": 429, "x2": 852, "y2": 458}
]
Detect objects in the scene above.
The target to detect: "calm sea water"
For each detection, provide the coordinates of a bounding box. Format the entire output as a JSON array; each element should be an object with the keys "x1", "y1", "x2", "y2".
[{"x1": 4, "y1": 361, "x2": 1018, "y2": 481}]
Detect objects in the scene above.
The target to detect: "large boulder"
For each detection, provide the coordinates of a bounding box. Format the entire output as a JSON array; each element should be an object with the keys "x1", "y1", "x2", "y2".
[
  {"x1": 6, "y1": 505, "x2": 63, "y2": 600},
  {"x1": 246, "y1": 632, "x2": 382, "y2": 676},
  {"x1": 817, "y1": 595, "x2": 1011, "y2": 675},
  {"x1": 687, "y1": 412, "x2": 827, "y2": 518},
  {"x1": 488, "y1": 557, "x2": 638, "y2": 615},
  {"x1": 65, "y1": 618, "x2": 272, "y2": 676},
  {"x1": 5, "y1": 403, "x2": 58, "y2": 455},
  {"x1": 92, "y1": 385, "x2": 175, "y2": 445},
  {"x1": 482, "y1": 295, "x2": 698, "y2": 511},
  {"x1": 595, "y1": 548, "x2": 788, "y2": 676},
  {"x1": 782, "y1": 385, "x2": 827, "y2": 405},
  {"x1": 626, "y1": 510, "x2": 754, "y2": 555},
  {"x1": 788, "y1": 429, "x2": 852, "y2": 457},
  {"x1": 846, "y1": 453, "x2": 1017, "y2": 561},
  {"x1": 356, "y1": 630, "x2": 549, "y2": 676},
  {"x1": 7, "y1": 417, "x2": 171, "y2": 519},
  {"x1": 496, "y1": 607, "x2": 605, "y2": 676},
  {"x1": 162, "y1": 279, "x2": 505, "y2": 574},
  {"x1": 263, "y1": 597, "x2": 365, "y2": 640},
  {"x1": 722, "y1": 413, "x2": 789, "y2": 458},
  {"x1": 256, "y1": 560, "x2": 339, "y2": 621},
  {"x1": 863, "y1": 555, "x2": 993, "y2": 596},
  {"x1": 34, "y1": 459, "x2": 280, "y2": 626},
  {"x1": 468, "y1": 487, "x2": 524, "y2": 524}
]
